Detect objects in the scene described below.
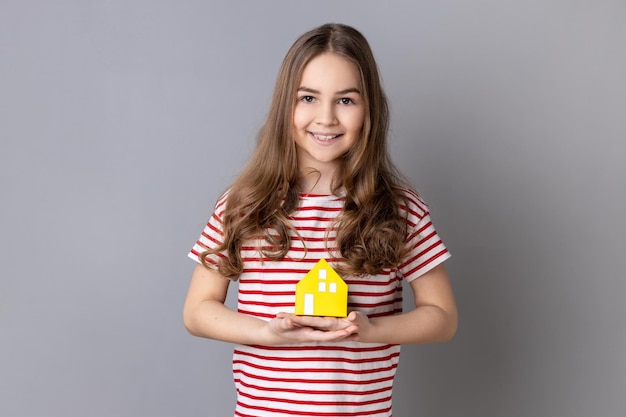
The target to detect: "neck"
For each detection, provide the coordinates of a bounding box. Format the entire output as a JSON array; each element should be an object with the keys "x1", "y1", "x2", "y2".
[{"x1": 298, "y1": 169, "x2": 336, "y2": 194}]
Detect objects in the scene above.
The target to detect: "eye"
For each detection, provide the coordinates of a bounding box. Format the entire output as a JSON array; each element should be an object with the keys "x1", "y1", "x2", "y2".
[
  {"x1": 339, "y1": 97, "x2": 354, "y2": 105},
  {"x1": 300, "y1": 95, "x2": 315, "y2": 103}
]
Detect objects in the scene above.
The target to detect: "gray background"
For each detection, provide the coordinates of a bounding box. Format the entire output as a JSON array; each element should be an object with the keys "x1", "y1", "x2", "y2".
[{"x1": 1, "y1": 1, "x2": 624, "y2": 416}]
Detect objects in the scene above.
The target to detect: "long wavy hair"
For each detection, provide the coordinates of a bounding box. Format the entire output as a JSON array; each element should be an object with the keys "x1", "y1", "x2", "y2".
[{"x1": 201, "y1": 23, "x2": 409, "y2": 278}]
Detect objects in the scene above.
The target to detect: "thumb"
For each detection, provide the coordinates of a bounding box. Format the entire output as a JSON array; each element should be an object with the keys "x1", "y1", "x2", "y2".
[{"x1": 347, "y1": 311, "x2": 359, "y2": 322}]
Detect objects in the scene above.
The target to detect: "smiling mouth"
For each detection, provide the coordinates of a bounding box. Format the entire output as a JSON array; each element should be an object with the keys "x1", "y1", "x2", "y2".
[{"x1": 309, "y1": 132, "x2": 342, "y2": 141}]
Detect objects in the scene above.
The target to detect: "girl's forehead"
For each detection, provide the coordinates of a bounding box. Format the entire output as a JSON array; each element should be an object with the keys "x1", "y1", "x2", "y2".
[{"x1": 298, "y1": 53, "x2": 361, "y2": 90}]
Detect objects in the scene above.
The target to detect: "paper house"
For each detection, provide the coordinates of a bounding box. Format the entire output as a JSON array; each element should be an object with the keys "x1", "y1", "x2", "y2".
[{"x1": 295, "y1": 258, "x2": 348, "y2": 317}]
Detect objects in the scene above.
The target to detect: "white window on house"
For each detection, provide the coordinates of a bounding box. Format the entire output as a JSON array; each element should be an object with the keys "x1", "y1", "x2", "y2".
[
  {"x1": 304, "y1": 293, "x2": 314, "y2": 315},
  {"x1": 318, "y1": 282, "x2": 326, "y2": 292},
  {"x1": 329, "y1": 282, "x2": 337, "y2": 293},
  {"x1": 318, "y1": 269, "x2": 327, "y2": 279}
]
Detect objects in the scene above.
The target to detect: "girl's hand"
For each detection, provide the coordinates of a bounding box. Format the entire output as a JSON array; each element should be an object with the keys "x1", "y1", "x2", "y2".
[{"x1": 268, "y1": 311, "x2": 363, "y2": 343}]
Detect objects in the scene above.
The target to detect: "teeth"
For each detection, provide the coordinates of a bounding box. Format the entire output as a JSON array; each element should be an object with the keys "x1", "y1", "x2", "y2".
[{"x1": 313, "y1": 133, "x2": 339, "y2": 141}]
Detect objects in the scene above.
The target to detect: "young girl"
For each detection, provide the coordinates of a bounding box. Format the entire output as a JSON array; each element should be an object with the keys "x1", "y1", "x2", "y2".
[{"x1": 184, "y1": 23, "x2": 457, "y2": 417}]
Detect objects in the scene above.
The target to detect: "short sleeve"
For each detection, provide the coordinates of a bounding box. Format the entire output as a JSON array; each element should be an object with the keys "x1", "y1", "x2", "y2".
[
  {"x1": 397, "y1": 190, "x2": 451, "y2": 282},
  {"x1": 187, "y1": 193, "x2": 229, "y2": 269}
]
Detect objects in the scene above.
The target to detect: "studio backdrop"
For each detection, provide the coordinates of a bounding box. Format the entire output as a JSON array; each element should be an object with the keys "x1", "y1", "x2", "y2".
[{"x1": 1, "y1": 1, "x2": 624, "y2": 416}]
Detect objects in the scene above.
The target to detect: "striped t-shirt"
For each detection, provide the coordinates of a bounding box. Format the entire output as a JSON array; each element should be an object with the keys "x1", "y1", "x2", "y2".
[{"x1": 188, "y1": 189, "x2": 450, "y2": 417}]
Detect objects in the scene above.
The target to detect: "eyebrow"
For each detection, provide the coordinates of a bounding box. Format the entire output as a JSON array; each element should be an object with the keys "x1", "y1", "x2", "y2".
[{"x1": 297, "y1": 86, "x2": 361, "y2": 95}]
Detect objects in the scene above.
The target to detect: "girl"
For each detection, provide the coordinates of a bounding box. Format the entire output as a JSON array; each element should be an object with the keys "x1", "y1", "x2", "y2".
[{"x1": 184, "y1": 23, "x2": 457, "y2": 417}]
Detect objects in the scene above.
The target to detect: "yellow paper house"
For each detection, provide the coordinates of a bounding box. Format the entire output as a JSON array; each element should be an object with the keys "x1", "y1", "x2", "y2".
[{"x1": 295, "y1": 258, "x2": 348, "y2": 317}]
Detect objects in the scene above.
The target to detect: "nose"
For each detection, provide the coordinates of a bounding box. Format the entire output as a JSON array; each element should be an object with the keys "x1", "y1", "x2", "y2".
[{"x1": 315, "y1": 102, "x2": 338, "y2": 126}]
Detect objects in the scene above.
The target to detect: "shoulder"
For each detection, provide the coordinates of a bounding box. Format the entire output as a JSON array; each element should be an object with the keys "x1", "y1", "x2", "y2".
[
  {"x1": 203, "y1": 190, "x2": 230, "y2": 225},
  {"x1": 397, "y1": 187, "x2": 430, "y2": 221},
  {"x1": 213, "y1": 189, "x2": 231, "y2": 213}
]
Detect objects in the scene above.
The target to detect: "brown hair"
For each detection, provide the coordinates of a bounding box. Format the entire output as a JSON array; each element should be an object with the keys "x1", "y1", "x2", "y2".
[{"x1": 201, "y1": 23, "x2": 409, "y2": 278}]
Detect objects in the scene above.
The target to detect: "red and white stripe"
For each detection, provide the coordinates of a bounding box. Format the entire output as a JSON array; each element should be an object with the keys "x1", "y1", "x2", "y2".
[{"x1": 189, "y1": 190, "x2": 450, "y2": 416}]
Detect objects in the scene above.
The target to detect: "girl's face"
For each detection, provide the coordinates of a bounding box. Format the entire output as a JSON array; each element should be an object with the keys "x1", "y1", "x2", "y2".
[{"x1": 292, "y1": 52, "x2": 365, "y2": 180}]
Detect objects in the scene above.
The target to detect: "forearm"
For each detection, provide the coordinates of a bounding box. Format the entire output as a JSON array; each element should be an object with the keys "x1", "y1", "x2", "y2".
[
  {"x1": 361, "y1": 305, "x2": 458, "y2": 345},
  {"x1": 356, "y1": 263, "x2": 458, "y2": 345},
  {"x1": 184, "y1": 300, "x2": 278, "y2": 345},
  {"x1": 184, "y1": 264, "x2": 360, "y2": 345},
  {"x1": 184, "y1": 301, "x2": 361, "y2": 345}
]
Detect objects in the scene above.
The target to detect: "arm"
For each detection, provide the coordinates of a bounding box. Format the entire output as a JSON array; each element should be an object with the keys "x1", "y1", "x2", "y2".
[
  {"x1": 182, "y1": 263, "x2": 359, "y2": 345},
  {"x1": 359, "y1": 263, "x2": 458, "y2": 344},
  {"x1": 288, "y1": 263, "x2": 458, "y2": 344}
]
